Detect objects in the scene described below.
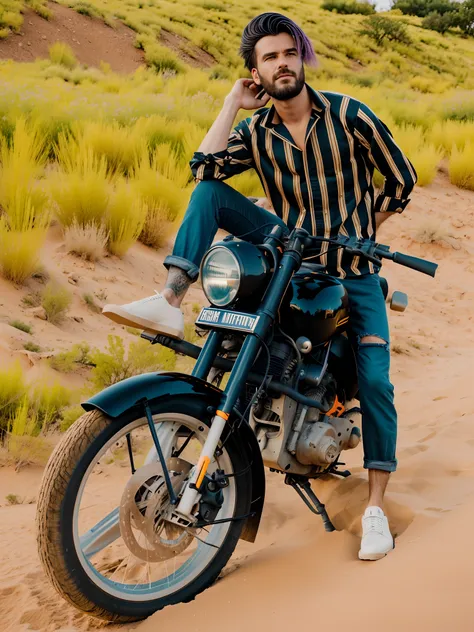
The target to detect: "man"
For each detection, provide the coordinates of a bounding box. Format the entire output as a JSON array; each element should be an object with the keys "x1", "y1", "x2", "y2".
[{"x1": 103, "y1": 13, "x2": 417, "y2": 560}]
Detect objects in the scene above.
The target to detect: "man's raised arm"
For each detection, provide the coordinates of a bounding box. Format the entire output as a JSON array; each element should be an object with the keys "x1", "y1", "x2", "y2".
[{"x1": 190, "y1": 78, "x2": 269, "y2": 182}]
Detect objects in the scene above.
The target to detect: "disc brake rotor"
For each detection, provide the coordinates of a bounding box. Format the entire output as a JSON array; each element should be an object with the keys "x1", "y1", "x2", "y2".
[{"x1": 119, "y1": 457, "x2": 193, "y2": 562}]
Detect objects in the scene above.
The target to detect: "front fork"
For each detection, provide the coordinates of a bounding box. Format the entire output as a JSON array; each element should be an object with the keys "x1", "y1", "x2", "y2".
[{"x1": 177, "y1": 333, "x2": 262, "y2": 518}]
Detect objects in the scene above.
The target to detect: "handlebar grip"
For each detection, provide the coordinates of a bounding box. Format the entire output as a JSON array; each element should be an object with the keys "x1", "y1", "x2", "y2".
[{"x1": 392, "y1": 252, "x2": 438, "y2": 277}]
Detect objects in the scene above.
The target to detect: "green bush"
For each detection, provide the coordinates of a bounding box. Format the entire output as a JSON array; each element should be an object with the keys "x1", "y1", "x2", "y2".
[
  {"x1": 9, "y1": 319, "x2": 32, "y2": 334},
  {"x1": 456, "y1": 0, "x2": 474, "y2": 36},
  {"x1": 422, "y1": 11, "x2": 456, "y2": 34},
  {"x1": 359, "y1": 15, "x2": 412, "y2": 46},
  {"x1": 41, "y1": 282, "x2": 72, "y2": 325},
  {"x1": 24, "y1": 342, "x2": 41, "y2": 353},
  {"x1": 50, "y1": 342, "x2": 92, "y2": 372},
  {"x1": 321, "y1": 0, "x2": 375, "y2": 15},
  {"x1": 89, "y1": 335, "x2": 176, "y2": 390},
  {"x1": 393, "y1": 0, "x2": 457, "y2": 17}
]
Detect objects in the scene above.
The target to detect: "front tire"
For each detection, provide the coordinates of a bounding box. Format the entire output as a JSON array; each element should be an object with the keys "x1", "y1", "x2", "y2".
[{"x1": 36, "y1": 401, "x2": 251, "y2": 623}]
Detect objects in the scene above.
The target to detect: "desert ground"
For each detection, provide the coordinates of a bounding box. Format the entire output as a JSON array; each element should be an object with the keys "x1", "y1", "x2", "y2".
[{"x1": 1, "y1": 167, "x2": 474, "y2": 631}]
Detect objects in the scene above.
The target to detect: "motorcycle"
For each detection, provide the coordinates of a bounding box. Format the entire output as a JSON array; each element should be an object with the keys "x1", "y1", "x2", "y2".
[{"x1": 36, "y1": 227, "x2": 437, "y2": 622}]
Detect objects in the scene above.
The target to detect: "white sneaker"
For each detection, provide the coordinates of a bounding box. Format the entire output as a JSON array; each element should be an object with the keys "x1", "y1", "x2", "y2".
[
  {"x1": 102, "y1": 292, "x2": 184, "y2": 340},
  {"x1": 358, "y1": 506, "x2": 394, "y2": 561}
]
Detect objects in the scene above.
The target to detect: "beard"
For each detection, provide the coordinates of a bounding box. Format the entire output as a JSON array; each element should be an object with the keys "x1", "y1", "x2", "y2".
[{"x1": 258, "y1": 66, "x2": 306, "y2": 102}]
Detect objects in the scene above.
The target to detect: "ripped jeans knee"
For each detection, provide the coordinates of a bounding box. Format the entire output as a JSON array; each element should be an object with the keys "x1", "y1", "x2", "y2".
[{"x1": 357, "y1": 333, "x2": 389, "y2": 351}]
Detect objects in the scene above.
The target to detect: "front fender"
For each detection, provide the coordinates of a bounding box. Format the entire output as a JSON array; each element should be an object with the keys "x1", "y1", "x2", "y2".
[
  {"x1": 82, "y1": 371, "x2": 222, "y2": 418},
  {"x1": 82, "y1": 372, "x2": 265, "y2": 543}
]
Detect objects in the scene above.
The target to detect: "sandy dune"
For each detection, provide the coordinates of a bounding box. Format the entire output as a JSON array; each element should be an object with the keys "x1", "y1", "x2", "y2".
[{"x1": 0, "y1": 170, "x2": 474, "y2": 631}]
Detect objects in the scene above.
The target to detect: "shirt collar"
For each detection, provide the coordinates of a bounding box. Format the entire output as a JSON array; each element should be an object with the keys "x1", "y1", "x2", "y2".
[{"x1": 261, "y1": 84, "x2": 325, "y2": 129}]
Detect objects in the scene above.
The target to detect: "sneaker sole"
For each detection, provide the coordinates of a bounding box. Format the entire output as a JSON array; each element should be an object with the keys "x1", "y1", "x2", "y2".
[
  {"x1": 102, "y1": 305, "x2": 184, "y2": 340},
  {"x1": 358, "y1": 550, "x2": 390, "y2": 561}
]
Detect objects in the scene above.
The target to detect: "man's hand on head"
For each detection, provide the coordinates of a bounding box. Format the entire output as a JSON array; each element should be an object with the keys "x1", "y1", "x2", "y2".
[{"x1": 225, "y1": 78, "x2": 271, "y2": 111}]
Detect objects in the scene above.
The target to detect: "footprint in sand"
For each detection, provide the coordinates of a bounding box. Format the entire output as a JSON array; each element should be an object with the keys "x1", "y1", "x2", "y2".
[{"x1": 400, "y1": 443, "x2": 429, "y2": 458}]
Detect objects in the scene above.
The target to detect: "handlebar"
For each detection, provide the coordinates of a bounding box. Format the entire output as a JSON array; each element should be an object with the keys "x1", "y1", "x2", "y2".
[
  {"x1": 288, "y1": 230, "x2": 438, "y2": 278},
  {"x1": 379, "y1": 250, "x2": 438, "y2": 278}
]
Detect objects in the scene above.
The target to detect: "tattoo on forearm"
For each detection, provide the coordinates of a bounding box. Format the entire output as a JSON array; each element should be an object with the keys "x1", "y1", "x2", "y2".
[{"x1": 165, "y1": 266, "x2": 191, "y2": 299}]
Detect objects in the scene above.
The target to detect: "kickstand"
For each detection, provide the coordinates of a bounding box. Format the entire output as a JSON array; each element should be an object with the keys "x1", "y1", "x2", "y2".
[
  {"x1": 285, "y1": 475, "x2": 335, "y2": 532},
  {"x1": 328, "y1": 460, "x2": 351, "y2": 478}
]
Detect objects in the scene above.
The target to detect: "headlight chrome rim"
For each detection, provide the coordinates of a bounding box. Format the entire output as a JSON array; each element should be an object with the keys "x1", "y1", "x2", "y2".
[{"x1": 201, "y1": 246, "x2": 241, "y2": 307}]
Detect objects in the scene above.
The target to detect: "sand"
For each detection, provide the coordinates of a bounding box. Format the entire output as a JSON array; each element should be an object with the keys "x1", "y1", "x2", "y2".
[{"x1": 1, "y1": 169, "x2": 474, "y2": 631}]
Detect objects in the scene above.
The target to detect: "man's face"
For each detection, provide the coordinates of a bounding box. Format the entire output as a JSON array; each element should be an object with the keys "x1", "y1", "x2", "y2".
[{"x1": 251, "y1": 32, "x2": 305, "y2": 102}]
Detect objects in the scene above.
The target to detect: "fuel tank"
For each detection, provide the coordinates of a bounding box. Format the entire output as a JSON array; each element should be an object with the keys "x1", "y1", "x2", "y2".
[{"x1": 279, "y1": 271, "x2": 350, "y2": 346}]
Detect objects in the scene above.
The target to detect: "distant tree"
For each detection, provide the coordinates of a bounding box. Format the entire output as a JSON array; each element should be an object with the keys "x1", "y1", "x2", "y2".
[
  {"x1": 422, "y1": 10, "x2": 456, "y2": 34},
  {"x1": 392, "y1": 0, "x2": 457, "y2": 17},
  {"x1": 359, "y1": 15, "x2": 412, "y2": 45},
  {"x1": 455, "y1": 0, "x2": 474, "y2": 35},
  {"x1": 321, "y1": 0, "x2": 375, "y2": 15}
]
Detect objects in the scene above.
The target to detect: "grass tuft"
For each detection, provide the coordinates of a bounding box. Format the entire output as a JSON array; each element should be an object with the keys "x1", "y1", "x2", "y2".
[
  {"x1": 48, "y1": 42, "x2": 78, "y2": 69},
  {"x1": 9, "y1": 320, "x2": 32, "y2": 334},
  {"x1": 41, "y1": 282, "x2": 72, "y2": 324},
  {"x1": 449, "y1": 143, "x2": 474, "y2": 191},
  {"x1": 64, "y1": 220, "x2": 108, "y2": 261}
]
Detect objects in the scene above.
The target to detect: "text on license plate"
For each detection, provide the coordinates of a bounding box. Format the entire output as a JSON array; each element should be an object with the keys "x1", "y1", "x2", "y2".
[{"x1": 195, "y1": 308, "x2": 259, "y2": 333}]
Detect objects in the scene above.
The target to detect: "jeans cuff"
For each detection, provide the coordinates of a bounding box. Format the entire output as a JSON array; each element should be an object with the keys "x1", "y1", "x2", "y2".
[
  {"x1": 364, "y1": 459, "x2": 397, "y2": 473},
  {"x1": 164, "y1": 255, "x2": 200, "y2": 282}
]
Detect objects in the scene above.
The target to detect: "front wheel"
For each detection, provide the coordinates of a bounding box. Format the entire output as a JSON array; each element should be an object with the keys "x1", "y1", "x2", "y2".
[{"x1": 36, "y1": 400, "x2": 251, "y2": 623}]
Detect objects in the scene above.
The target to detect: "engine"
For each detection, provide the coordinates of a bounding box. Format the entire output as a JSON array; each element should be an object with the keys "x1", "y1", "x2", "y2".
[
  {"x1": 295, "y1": 405, "x2": 361, "y2": 466},
  {"x1": 249, "y1": 341, "x2": 362, "y2": 474}
]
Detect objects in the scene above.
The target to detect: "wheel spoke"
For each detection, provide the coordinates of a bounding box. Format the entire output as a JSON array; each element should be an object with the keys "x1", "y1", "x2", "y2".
[{"x1": 80, "y1": 507, "x2": 121, "y2": 559}]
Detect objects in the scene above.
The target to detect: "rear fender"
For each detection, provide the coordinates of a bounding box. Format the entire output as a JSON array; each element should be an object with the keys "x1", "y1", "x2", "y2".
[{"x1": 82, "y1": 372, "x2": 265, "y2": 543}]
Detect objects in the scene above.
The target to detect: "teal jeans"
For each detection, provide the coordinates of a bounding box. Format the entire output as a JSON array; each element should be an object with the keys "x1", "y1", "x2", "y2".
[{"x1": 164, "y1": 181, "x2": 397, "y2": 472}]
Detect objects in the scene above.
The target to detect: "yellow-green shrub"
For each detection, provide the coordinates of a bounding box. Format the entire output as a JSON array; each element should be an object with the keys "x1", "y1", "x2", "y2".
[
  {"x1": 449, "y1": 143, "x2": 474, "y2": 191},
  {"x1": 27, "y1": 0, "x2": 52, "y2": 19},
  {"x1": 0, "y1": 219, "x2": 46, "y2": 284},
  {"x1": 89, "y1": 335, "x2": 177, "y2": 390},
  {"x1": 30, "y1": 380, "x2": 72, "y2": 429},
  {"x1": 106, "y1": 181, "x2": 147, "y2": 256},
  {"x1": 41, "y1": 282, "x2": 73, "y2": 324},
  {"x1": 51, "y1": 136, "x2": 110, "y2": 228},
  {"x1": 50, "y1": 342, "x2": 92, "y2": 372},
  {"x1": 227, "y1": 171, "x2": 264, "y2": 198},
  {"x1": 430, "y1": 120, "x2": 474, "y2": 154},
  {"x1": 134, "y1": 156, "x2": 190, "y2": 248},
  {"x1": 82, "y1": 120, "x2": 146, "y2": 176},
  {"x1": 0, "y1": 362, "x2": 26, "y2": 431},
  {"x1": 410, "y1": 144, "x2": 441, "y2": 187},
  {"x1": 0, "y1": 1, "x2": 23, "y2": 32},
  {"x1": 48, "y1": 42, "x2": 78, "y2": 69},
  {"x1": 0, "y1": 119, "x2": 50, "y2": 283},
  {"x1": 145, "y1": 43, "x2": 186, "y2": 74}
]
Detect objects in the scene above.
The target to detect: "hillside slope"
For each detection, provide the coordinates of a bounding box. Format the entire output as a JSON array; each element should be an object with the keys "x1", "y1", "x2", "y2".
[{"x1": 1, "y1": 170, "x2": 474, "y2": 631}]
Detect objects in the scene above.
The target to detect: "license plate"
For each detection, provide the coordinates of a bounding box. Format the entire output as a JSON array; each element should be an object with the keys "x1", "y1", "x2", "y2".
[{"x1": 196, "y1": 307, "x2": 260, "y2": 333}]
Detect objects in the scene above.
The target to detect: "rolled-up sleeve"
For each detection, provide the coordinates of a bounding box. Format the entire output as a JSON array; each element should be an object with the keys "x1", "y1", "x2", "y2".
[
  {"x1": 190, "y1": 118, "x2": 254, "y2": 182},
  {"x1": 354, "y1": 103, "x2": 417, "y2": 213}
]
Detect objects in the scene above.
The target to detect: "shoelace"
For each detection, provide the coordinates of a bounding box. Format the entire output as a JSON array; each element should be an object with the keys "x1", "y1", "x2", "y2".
[
  {"x1": 136, "y1": 291, "x2": 163, "y2": 304},
  {"x1": 364, "y1": 515, "x2": 384, "y2": 534}
]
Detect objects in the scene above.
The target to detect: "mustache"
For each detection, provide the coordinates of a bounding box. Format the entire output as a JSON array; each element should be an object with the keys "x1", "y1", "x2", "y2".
[{"x1": 274, "y1": 70, "x2": 296, "y2": 80}]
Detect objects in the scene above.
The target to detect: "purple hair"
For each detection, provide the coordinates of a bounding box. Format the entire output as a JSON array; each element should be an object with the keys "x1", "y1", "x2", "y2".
[{"x1": 239, "y1": 13, "x2": 317, "y2": 71}]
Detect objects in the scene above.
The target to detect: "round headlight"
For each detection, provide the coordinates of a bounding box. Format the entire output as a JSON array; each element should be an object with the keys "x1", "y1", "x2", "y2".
[{"x1": 201, "y1": 247, "x2": 241, "y2": 307}]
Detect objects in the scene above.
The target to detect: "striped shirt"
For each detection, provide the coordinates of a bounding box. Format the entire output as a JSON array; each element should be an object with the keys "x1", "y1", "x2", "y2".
[{"x1": 190, "y1": 85, "x2": 417, "y2": 277}]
